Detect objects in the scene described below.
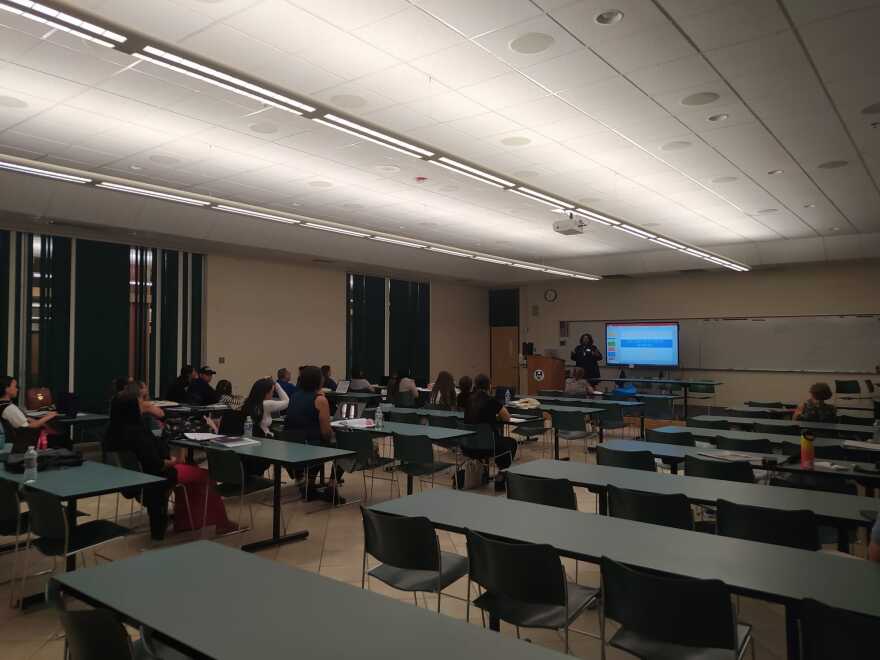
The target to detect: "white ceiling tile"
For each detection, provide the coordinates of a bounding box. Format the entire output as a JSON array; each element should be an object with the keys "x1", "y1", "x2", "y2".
[
  {"x1": 781, "y1": 0, "x2": 880, "y2": 25},
  {"x1": 353, "y1": 64, "x2": 449, "y2": 104},
  {"x1": 663, "y1": 0, "x2": 790, "y2": 52},
  {"x1": 592, "y1": 20, "x2": 694, "y2": 73},
  {"x1": 297, "y1": 30, "x2": 399, "y2": 80},
  {"x1": 100, "y1": 68, "x2": 194, "y2": 108},
  {"x1": 459, "y1": 73, "x2": 549, "y2": 110},
  {"x1": 405, "y1": 91, "x2": 486, "y2": 122},
  {"x1": 413, "y1": 0, "x2": 542, "y2": 37},
  {"x1": 224, "y1": 0, "x2": 342, "y2": 53},
  {"x1": 75, "y1": 0, "x2": 214, "y2": 42},
  {"x1": 411, "y1": 42, "x2": 510, "y2": 89},
  {"x1": 627, "y1": 55, "x2": 719, "y2": 96},
  {"x1": 362, "y1": 104, "x2": 437, "y2": 133},
  {"x1": 0, "y1": 87, "x2": 54, "y2": 131},
  {"x1": 12, "y1": 41, "x2": 124, "y2": 87},
  {"x1": 354, "y1": 7, "x2": 464, "y2": 60},
  {"x1": 289, "y1": 0, "x2": 408, "y2": 30},
  {"x1": 446, "y1": 112, "x2": 523, "y2": 138},
  {"x1": 520, "y1": 48, "x2": 617, "y2": 92},
  {"x1": 475, "y1": 15, "x2": 582, "y2": 68},
  {"x1": 552, "y1": 0, "x2": 670, "y2": 45},
  {"x1": 310, "y1": 81, "x2": 395, "y2": 115}
]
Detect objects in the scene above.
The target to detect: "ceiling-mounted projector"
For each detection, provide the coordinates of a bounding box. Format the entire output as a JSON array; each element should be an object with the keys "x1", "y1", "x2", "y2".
[{"x1": 553, "y1": 216, "x2": 584, "y2": 235}]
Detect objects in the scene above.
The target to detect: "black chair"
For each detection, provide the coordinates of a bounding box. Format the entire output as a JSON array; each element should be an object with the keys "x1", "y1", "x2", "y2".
[
  {"x1": 506, "y1": 473, "x2": 576, "y2": 510},
  {"x1": 595, "y1": 405, "x2": 628, "y2": 440},
  {"x1": 685, "y1": 455, "x2": 755, "y2": 484},
  {"x1": 427, "y1": 414, "x2": 458, "y2": 429},
  {"x1": 391, "y1": 411, "x2": 423, "y2": 425},
  {"x1": 59, "y1": 608, "x2": 138, "y2": 660},
  {"x1": 360, "y1": 507, "x2": 467, "y2": 611},
  {"x1": 335, "y1": 429, "x2": 394, "y2": 502},
  {"x1": 640, "y1": 396, "x2": 674, "y2": 420},
  {"x1": 550, "y1": 409, "x2": 591, "y2": 457},
  {"x1": 606, "y1": 484, "x2": 693, "y2": 531},
  {"x1": 394, "y1": 391, "x2": 417, "y2": 408},
  {"x1": 391, "y1": 434, "x2": 455, "y2": 497},
  {"x1": 838, "y1": 414, "x2": 873, "y2": 426},
  {"x1": 716, "y1": 500, "x2": 819, "y2": 551},
  {"x1": 1, "y1": 480, "x2": 27, "y2": 607},
  {"x1": 596, "y1": 445, "x2": 656, "y2": 472},
  {"x1": 465, "y1": 530, "x2": 597, "y2": 653},
  {"x1": 18, "y1": 488, "x2": 128, "y2": 608},
  {"x1": 688, "y1": 418, "x2": 731, "y2": 430},
  {"x1": 800, "y1": 598, "x2": 878, "y2": 660},
  {"x1": 600, "y1": 556, "x2": 753, "y2": 660},
  {"x1": 647, "y1": 428, "x2": 695, "y2": 446},
  {"x1": 0, "y1": 418, "x2": 41, "y2": 453},
  {"x1": 753, "y1": 422, "x2": 799, "y2": 436},
  {"x1": 834, "y1": 380, "x2": 861, "y2": 395},
  {"x1": 218, "y1": 411, "x2": 244, "y2": 435},
  {"x1": 716, "y1": 436, "x2": 773, "y2": 454},
  {"x1": 457, "y1": 422, "x2": 512, "y2": 474},
  {"x1": 746, "y1": 401, "x2": 784, "y2": 408},
  {"x1": 734, "y1": 409, "x2": 770, "y2": 419},
  {"x1": 205, "y1": 448, "x2": 274, "y2": 538}
]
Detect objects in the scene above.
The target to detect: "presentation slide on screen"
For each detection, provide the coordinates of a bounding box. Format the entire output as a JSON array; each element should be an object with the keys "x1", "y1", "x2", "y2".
[{"x1": 606, "y1": 322, "x2": 679, "y2": 366}]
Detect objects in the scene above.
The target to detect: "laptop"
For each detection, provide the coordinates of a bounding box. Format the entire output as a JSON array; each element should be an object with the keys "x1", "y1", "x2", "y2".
[
  {"x1": 55, "y1": 392, "x2": 80, "y2": 419},
  {"x1": 335, "y1": 380, "x2": 350, "y2": 394}
]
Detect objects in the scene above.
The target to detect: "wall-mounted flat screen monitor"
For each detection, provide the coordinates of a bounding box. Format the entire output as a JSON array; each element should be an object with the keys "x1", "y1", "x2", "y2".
[{"x1": 605, "y1": 322, "x2": 679, "y2": 367}]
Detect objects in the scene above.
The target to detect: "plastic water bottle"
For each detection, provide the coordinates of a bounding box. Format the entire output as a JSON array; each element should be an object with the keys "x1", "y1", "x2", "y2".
[
  {"x1": 243, "y1": 416, "x2": 253, "y2": 439},
  {"x1": 375, "y1": 406, "x2": 384, "y2": 429},
  {"x1": 23, "y1": 446, "x2": 38, "y2": 483},
  {"x1": 504, "y1": 389, "x2": 511, "y2": 406},
  {"x1": 800, "y1": 431, "x2": 815, "y2": 470},
  {"x1": 873, "y1": 419, "x2": 880, "y2": 444}
]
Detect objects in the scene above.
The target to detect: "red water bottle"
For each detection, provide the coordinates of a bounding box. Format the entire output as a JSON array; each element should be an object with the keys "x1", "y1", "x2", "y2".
[
  {"x1": 37, "y1": 430, "x2": 49, "y2": 450},
  {"x1": 800, "y1": 430, "x2": 814, "y2": 470}
]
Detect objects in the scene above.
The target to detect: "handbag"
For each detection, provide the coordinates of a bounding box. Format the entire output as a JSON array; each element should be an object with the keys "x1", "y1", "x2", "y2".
[
  {"x1": 454, "y1": 459, "x2": 486, "y2": 490},
  {"x1": 4, "y1": 448, "x2": 84, "y2": 473}
]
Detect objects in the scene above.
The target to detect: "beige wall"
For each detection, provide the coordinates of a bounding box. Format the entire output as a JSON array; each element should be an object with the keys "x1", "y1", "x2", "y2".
[
  {"x1": 205, "y1": 254, "x2": 490, "y2": 394},
  {"x1": 519, "y1": 260, "x2": 880, "y2": 408}
]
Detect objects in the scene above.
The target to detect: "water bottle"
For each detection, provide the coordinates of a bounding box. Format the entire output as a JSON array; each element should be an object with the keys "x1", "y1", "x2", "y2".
[
  {"x1": 243, "y1": 416, "x2": 253, "y2": 439},
  {"x1": 800, "y1": 431, "x2": 815, "y2": 470},
  {"x1": 873, "y1": 419, "x2": 880, "y2": 444},
  {"x1": 504, "y1": 388, "x2": 511, "y2": 406},
  {"x1": 23, "y1": 446, "x2": 38, "y2": 483},
  {"x1": 375, "y1": 406, "x2": 384, "y2": 429}
]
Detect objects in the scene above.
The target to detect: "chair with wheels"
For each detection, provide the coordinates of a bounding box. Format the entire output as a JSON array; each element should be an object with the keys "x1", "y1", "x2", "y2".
[
  {"x1": 360, "y1": 507, "x2": 467, "y2": 611},
  {"x1": 466, "y1": 530, "x2": 598, "y2": 653},
  {"x1": 596, "y1": 445, "x2": 656, "y2": 472},
  {"x1": 599, "y1": 556, "x2": 754, "y2": 660},
  {"x1": 685, "y1": 455, "x2": 755, "y2": 484},
  {"x1": 606, "y1": 484, "x2": 693, "y2": 531},
  {"x1": 716, "y1": 500, "x2": 819, "y2": 550},
  {"x1": 716, "y1": 436, "x2": 773, "y2": 454}
]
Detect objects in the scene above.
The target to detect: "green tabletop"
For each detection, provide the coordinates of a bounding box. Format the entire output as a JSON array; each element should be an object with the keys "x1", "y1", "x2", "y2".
[
  {"x1": 532, "y1": 396, "x2": 645, "y2": 409},
  {"x1": 24, "y1": 412, "x2": 111, "y2": 425},
  {"x1": 509, "y1": 403, "x2": 605, "y2": 416},
  {"x1": 508, "y1": 459, "x2": 876, "y2": 527},
  {"x1": 172, "y1": 436, "x2": 352, "y2": 466},
  {"x1": 326, "y1": 391, "x2": 381, "y2": 400},
  {"x1": 0, "y1": 460, "x2": 165, "y2": 499},
  {"x1": 334, "y1": 420, "x2": 474, "y2": 441},
  {"x1": 691, "y1": 415, "x2": 874, "y2": 437},
  {"x1": 383, "y1": 407, "x2": 541, "y2": 425},
  {"x1": 595, "y1": 378, "x2": 722, "y2": 386},
  {"x1": 603, "y1": 439, "x2": 784, "y2": 466},
  {"x1": 725, "y1": 406, "x2": 794, "y2": 416},
  {"x1": 51, "y1": 541, "x2": 567, "y2": 660},
  {"x1": 370, "y1": 490, "x2": 880, "y2": 620},
  {"x1": 653, "y1": 425, "x2": 844, "y2": 448}
]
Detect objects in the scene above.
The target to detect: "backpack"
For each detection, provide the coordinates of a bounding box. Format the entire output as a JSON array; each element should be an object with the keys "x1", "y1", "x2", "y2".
[{"x1": 4, "y1": 448, "x2": 84, "y2": 473}]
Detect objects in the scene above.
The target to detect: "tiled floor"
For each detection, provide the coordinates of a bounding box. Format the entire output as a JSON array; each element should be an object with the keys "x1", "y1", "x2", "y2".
[{"x1": 0, "y1": 427, "x2": 853, "y2": 659}]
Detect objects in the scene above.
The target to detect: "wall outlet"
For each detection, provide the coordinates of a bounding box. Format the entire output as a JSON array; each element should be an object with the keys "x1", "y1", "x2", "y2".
[{"x1": 218, "y1": 356, "x2": 225, "y2": 364}]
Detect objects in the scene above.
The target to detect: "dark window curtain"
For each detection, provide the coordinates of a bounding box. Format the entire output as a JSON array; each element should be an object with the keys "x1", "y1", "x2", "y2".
[
  {"x1": 389, "y1": 279, "x2": 430, "y2": 384},
  {"x1": 346, "y1": 273, "x2": 385, "y2": 383},
  {"x1": 159, "y1": 251, "x2": 179, "y2": 398},
  {"x1": 190, "y1": 254, "x2": 204, "y2": 368},
  {"x1": 489, "y1": 289, "x2": 519, "y2": 327},
  {"x1": 129, "y1": 247, "x2": 155, "y2": 384},
  {"x1": 0, "y1": 230, "x2": 9, "y2": 376},
  {"x1": 75, "y1": 240, "x2": 130, "y2": 412},
  {"x1": 27, "y1": 235, "x2": 71, "y2": 397}
]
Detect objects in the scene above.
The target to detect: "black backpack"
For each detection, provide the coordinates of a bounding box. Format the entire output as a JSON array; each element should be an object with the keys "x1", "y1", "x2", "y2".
[{"x1": 3, "y1": 448, "x2": 84, "y2": 473}]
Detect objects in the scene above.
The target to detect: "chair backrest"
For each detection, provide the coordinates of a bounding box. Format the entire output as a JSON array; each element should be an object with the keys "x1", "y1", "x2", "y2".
[
  {"x1": 687, "y1": 418, "x2": 730, "y2": 430},
  {"x1": 427, "y1": 414, "x2": 458, "y2": 429},
  {"x1": 334, "y1": 429, "x2": 374, "y2": 467},
  {"x1": 715, "y1": 436, "x2": 772, "y2": 454},
  {"x1": 641, "y1": 397, "x2": 674, "y2": 420},
  {"x1": 59, "y1": 609, "x2": 134, "y2": 660},
  {"x1": 506, "y1": 473, "x2": 577, "y2": 510},
  {"x1": 838, "y1": 414, "x2": 873, "y2": 427},
  {"x1": 465, "y1": 530, "x2": 566, "y2": 606},
  {"x1": 689, "y1": 382, "x2": 716, "y2": 394},
  {"x1": 360, "y1": 507, "x2": 439, "y2": 571},
  {"x1": 276, "y1": 428, "x2": 310, "y2": 444},
  {"x1": 218, "y1": 411, "x2": 244, "y2": 436},
  {"x1": 456, "y1": 421, "x2": 494, "y2": 453},
  {"x1": 746, "y1": 401, "x2": 784, "y2": 408},
  {"x1": 595, "y1": 405, "x2": 624, "y2": 424},
  {"x1": 596, "y1": 445, "x2": 656, "y2": 472},
  {"x1": 716, "y1": 499, "x2": 819, "y2": 551},
  {"x1": 800, "y1": 598, "x2": 878, "y2": 660},
  {"x1": 22, "y1": 487, "x2": 66, "y2": 542},
  {"x1": 753, "y1": 422, "x2": 799, "y2": 436},
  {"x1": 205, "y1": 449, "x2": 245, "y2": 486},
  {"x1": 684, "y1": 455, "x2": 755, "y2": 484},
  {"x1": 391, "y1": 411, "x2": 423, "y2": 425},
  {"x1": 0, "y1": 480, "x2": 21, "y2": 530},
  {"x1": 737, "y1": 409, "x2": 770, "y2": 419},
  {"x1": 606, "y1": 484, "x2": 693, "y2": 531},
  {"x1": 865, "y1": 379, "x2": 875, "y2": 393},
  {"x1": 392, "y1": 434, "x2": 434, "y2": 464},
  {"x1": 834, "y1": 379, "x2": 860, "y2": 394},
  {"x1": 647, "y1": 429, "x2": 694, "y2": 447},
  {"x1": 600, "y1": 556, "x2": 736, "y2": 650},
  {"x1": 394, "y1": 391, "x2": 416, "y2": 408},
  {"x1": 550, "y1": 409, "x2": 587, "y2": 432}
]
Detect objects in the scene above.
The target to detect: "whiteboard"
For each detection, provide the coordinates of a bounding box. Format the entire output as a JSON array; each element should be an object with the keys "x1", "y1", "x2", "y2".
[{"x1": 563, "y1": 316, "x2": 880, "y2": 373}]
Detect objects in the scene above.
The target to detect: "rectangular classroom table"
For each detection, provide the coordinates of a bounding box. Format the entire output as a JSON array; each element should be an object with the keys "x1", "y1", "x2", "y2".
[
  {"x1": 509, "y1": 403, "x2": 606, "y2": 458},
  {"x1": 653, "y1": 424, "x2": 844, "y2": 449},
  {"x1": 23, "y1": 411, "x2": 110, "y2": 446},
  {"x1": 51, "y1": 541, "x2": 567, "y2": 660},
  {"x1": 508, "y1": 459, "x2": 876, "y2": 551},
  {"x1": 326, "y1": 391, "x2": 382, "y2": 402},
  {"x1": 725, "y1": 406, "x2": 794, "y2": 417},
  {"x1": 690, "y1": 414, "x2": 874, "y2": 438},
  {"x1": 170, "y1": 436, "x2": 353, "y2": 553},
  {"x1": 381, "y1": 406, "x2": 542, "y2": 427},
  {"x1": 370, "y1": 489, "x2": 880, "y2": 660},
  {"x1": 594, "y1": 378, "x2": 722, "y2": 418},
  {"x1": 531, "y1": 395, "x2": 647, "y2": 436}
]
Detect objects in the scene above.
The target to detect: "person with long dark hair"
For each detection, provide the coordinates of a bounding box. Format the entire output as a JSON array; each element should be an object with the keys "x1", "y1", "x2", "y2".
[
  {"x1": 429, "y1": 371, "x2": 456, "y2": 410},
  {"x1": 456, "y1": 375, "x2": 472, "y2": 410},
  {"x1": 463, "y1": 374, "x2": 517, "y2": 482},
  {"x1": 1, "y1": 375, "x2": 59, "y2": 434},
  {"x1": 241, "y1": 377, "x2": 289, "y2": 437},
  {"x1": 571, "y1": 333, "x2": 603, "y2": 386},
  {"x1": 166, "y1": 365, "x2": 196, "y2": 403}
]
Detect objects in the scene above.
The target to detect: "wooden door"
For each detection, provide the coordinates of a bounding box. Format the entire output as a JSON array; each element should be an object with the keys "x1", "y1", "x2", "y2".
[{"x1": 491, "y1": 326, "x2": 519, "y2": 391}]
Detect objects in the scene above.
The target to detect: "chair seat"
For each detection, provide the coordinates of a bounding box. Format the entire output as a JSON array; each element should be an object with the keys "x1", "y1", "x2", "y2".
[
  {"x1": 216, "y1": 476, "x2": 273, "y2": 498},
  {"x1": 369, "y1": 551, "x2": 468, "y2": 592},
  {"x1": 558, "y1": 430, "x2": 588, "y2": 439},
  {"x1": 610, "y1": 623, "x2": 752, "y2": 660},
  {"x1": 473, "y1": 582, "x2": 598, "y2": 630},
  {"x1": 0, "y1": 511, "x2": 28, "y2": 536},
  {"x1": 34, "y1": 519, "x2": 128, "y2": 557},
  {"x1": 398, "y1": 461, "x2": 455, "y2": 477}
]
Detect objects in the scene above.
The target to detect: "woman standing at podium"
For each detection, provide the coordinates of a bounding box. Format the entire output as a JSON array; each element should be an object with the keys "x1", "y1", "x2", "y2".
[{"x1": 571, "y1": 333, "x2": 603, "y2": 386}]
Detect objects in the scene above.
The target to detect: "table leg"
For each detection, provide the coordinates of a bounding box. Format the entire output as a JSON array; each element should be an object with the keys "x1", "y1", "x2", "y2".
[
  {"x1": 241, "y1": 462, "x2": 308, "y2": 553},
  {"x1": 599, "y1": 423, "x2": 605, "y2": 445},
  {"x1": 407, "y1": 474, "x2": 414, "y2": 496},
  {"x1": 65, "y1": 498, "x2": 77, "y2": 572},
  {"x1": 784, "y1": 604, "x2": 800, "y2": 660},
  {"x1": 489, "y1": 614, "x2": 501, "y2": 632},
  {"x1": 597, "y1": 489, "x2": 607, "y2": 516},
  {"x1": 670, "y1": 461, "x2": 679, "y2": 475},
  {"x1": 554, "y1": 428, "x2": 560, "y2": 460},
  {"x1": 836, "y1": 525, "x2": 850, "y2": 554},
  {"x1": 683, "y1": 387, "x2": 689, "y2": 419},
  {"x1": 640, "y1": 411, "x2": 645, "y2": 439}
]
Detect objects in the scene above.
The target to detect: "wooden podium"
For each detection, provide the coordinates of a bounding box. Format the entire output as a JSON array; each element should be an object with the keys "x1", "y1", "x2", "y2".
[{"x1": 526, "y1": 355, "x2": 565, "y2": 395}]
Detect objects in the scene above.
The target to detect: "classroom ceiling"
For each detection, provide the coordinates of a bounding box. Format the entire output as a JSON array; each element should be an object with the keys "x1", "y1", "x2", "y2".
[{"x1": 0, "y1": 0, "x2": 878, "y2": 280}]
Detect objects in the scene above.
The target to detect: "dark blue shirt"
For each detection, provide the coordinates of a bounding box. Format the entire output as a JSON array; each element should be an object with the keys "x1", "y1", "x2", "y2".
[
  {"x1": 277, "y1": 380, "x2": 296, "y2": 399},
  {"x1": 188, "y1": 378, "x2": 220, "y2": 405},
  {"x1": 284, "y1": 391, "x2": 321, "y2": 443},
  {"x1": 324, "y1": 377, "x2": 337, "y2": 391}
]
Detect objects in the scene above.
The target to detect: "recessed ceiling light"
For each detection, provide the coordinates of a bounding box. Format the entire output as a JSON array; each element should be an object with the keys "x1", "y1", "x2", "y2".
[
  {"x1": 681, "y1": 92, "x2": 719, "y2": 106},
  {"x1": 309, "y1": 180, "x2": 333, "y2": 188},
  {"x1": 707, "y1": 113, "x2": 729, "y2": 122},
  {"x1": 514, "y1": 170, "x2": 539, "y2": 178},
  {"x1": 710, "y1": 176, "x2": 738, "y2": 184},
  {"x1": 330, "y1": 94, "x2": 368, "y2": 109},
  {"x1": 373, "y1": 164, "x2": 401, "y2": 174},
  {"x1": 803, "y1": 203, "x2": 815, "y2": 208},
  {"x1": 768, "y1": 169, "x2": 784, "y2": 175},
  {"x1": 860, "y1": 102, "x2": 880, "y2": 115},
  {"x1": 830, "y1": 226, "x2": 840, "y2": 232},
  {"x1": 595, "y1": 10, "x2": 624, "y2": 24},
  {"x1": 661, "y1": 140, "x2": 692, "y2": 151},
  {"x1": 0, "y1": 95, "x2": 27, "y2": 108},
  {"x1": 757, "y1": 208, "x2": 779, "y2": 215},
  {"x1": 818, "y1": 160, "x2": 848, "y2": 169},
  {"x1": 250, "y1": 121, "x2": 278, "y2": 134},
  {"x1": 501, "y1": 136, "x2": 531, "y2": 146},
  {"x1": 149, "y1": 154, "x2": 180, "y2": 166},
  {"x1": 509, "y1": 32, "x2": 555, "y2": 54}
]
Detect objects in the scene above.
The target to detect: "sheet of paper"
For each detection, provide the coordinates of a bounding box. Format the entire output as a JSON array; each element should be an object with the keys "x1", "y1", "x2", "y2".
[{"x1": 184, "y1": 432, "x2": 222, "y2": 441}]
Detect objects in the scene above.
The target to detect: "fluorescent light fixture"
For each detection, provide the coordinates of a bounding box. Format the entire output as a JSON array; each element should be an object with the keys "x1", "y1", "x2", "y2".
[
  {"x1": 516, "y1": 187, "x2": 574, "y2": 209},
  {"x1": 140, "y1": 46, "x2": 314, "y2": 114},
  {"x1": 428, "y1": 160, "x2": 505, "y2": 188},
  {"x1": 573, "y1": 208, "x2": 618, "y2": 226},
  {"x1": 512, "y1": 263, "x2": 546, "y2": 271},
  {"x1": 369, "y1": 236, "x2": 426, "y2": 248},
  {"x1": 573, "y1": 274, "x2": 600, "y2": 281},
  {"x1": 214, "y1": 204, "x2": 300, "y2": 224},
  {"x1": 473, "y1": 256, "x2": 511, "y2": 265},
  {"x1": 508, "y1": 188, "x2": 566, "y2": 209},
  {"x1": 684, "y1": 247, "x2": 711, "y2": 259},
  {"x1": 96, "y1": 182, "x2": 209, "y2": 206},
  {"x1": 544, "y1": 269, "x2": 572, "y2": 276},
  {"x1": 614, "y1": 224, "x2": 656, "y2": 239},
  {"x1": 1, "y1": 1, "x2": 126, "y2": 47},
  {"x1": 436, "y1": 157, "x2": 513, "y2": 187},
  {"x1": 303, "y1": 222, "x2": 369, "y2": 237},
  {"x1": 428, "y1": 247, "x2": 471, "y2": 258},
  {"x1": 313, "y1": 119, "x2": 421, "y2": 158},
  {"x1": 650, "y1": 237, "x2": 686, "y2": 250},
  {"x1": 323, "y1": 114, "x2": 433, "y2": 157},
  {"x1": 0, "y1": 159, "x2": 91, "y2": 183}
]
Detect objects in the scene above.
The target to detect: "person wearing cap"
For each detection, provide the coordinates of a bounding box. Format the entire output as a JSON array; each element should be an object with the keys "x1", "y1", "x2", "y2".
[{"x1": 188, "y1": 366, "x2": 221, "y2": 405}]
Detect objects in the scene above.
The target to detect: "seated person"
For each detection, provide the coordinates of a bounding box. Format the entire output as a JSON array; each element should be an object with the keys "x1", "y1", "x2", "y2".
[
  {"x1": 321, "y1": 365, "x2": 338, "y2": 391},
  {"x1": 215, "y1": 379, "x2": 243, "y2": 409},
  {"x1": 456, "y1": 376, "x2": 472, "y2": 410},
  {"x1": 276, "y1": 368, "x2": 296, "y2": 399},
  {"x1": 564, "y1": 367, "x2": 595, "y2": 396},
  {"x1": 793, "y1": 382, "x2": 837, "y2": 422},
  {"x1": 870, "y1": 516, "x2": 880, "y2": 563},
  {"x1": 188, "y1": 366, "x2": 221, "y2": 405},
  {"x1": 349, "y1": 369, "x2": 376, "y2": 392},
  {"x1": 428, "y1": 371, "x2": 456, "y2": 410},
  {"x1": 463, "y1": 373, "x2": 518, "y2": 481},
  {"x1": 0, "y1": 376, "x2": 63, "y2": 446},
  {"x1": 166, "y1": 365, "x2": 195, "y2": 403},
  {"x1": 241, "y1": 378, "x2": 289, "y2": 437}
]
